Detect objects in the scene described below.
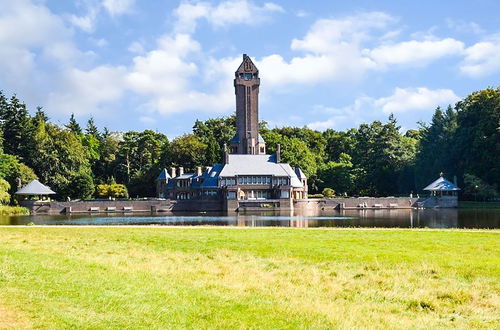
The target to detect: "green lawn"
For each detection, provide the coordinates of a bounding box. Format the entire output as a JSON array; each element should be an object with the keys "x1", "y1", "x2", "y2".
[{"x1": 0, "y1": 227, "x2": 498, "y2": 329}]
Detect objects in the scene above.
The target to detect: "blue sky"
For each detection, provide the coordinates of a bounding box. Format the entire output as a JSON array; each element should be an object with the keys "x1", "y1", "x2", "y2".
[{"x1": 1, "y1": 0, "x2": 499, "y2": 137}]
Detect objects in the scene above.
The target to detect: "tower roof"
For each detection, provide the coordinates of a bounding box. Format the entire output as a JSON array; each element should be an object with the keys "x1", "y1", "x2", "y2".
[
  {"x1": 156, "y1": 168, "x2": 171, "y2": 180},
  {"x1": 236, "y1": 54, "x2": 258, "y2": 74}
]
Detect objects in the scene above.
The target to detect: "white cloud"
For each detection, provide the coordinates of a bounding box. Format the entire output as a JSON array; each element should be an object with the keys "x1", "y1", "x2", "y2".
[
  {"x1": 125, "y1": 34, "x2": 234, "y2": 115},
  {"x1": 366, "y1": 38, "x2": 464, "y2": 67},
  {"x1": 102, "y1": 0, "x2": 135, "y2": 16},
  {"x1": 47, "y1": 66, "x2": 127, "y2": 116},
  {"x1": 374, "y1": 87, "x2": 460, "y2": 114},
  {"x1": 446, "y1": 19, "x2": 484, "y2": 35},
  {"x1": 291, "y1": 12, "x2": 395, "y2": 54},
  {"x1": 67, "y1": 0, "x2": 101, "y2": 33},
  {"x1": 69, "y1": 10, "x2": 98, "y2": 33},
  {"x1": 308, "y1": 88, "x2": 460, "y2": 131},
  {"x1": 0, "y1": 0, "x2": 90, "y2": 103},
  {"x1": 174, "y1": 0, "x2": 284, "y2": 34},
  {"x1": 460, "y1": 36, "x2": 500, "y2": 77},
  {"x1": 246, "y1": 12, "x2": 396, "y2": 87},
  {"x1": 128, "y1": 41, "x2": 144, "y2": 54}
]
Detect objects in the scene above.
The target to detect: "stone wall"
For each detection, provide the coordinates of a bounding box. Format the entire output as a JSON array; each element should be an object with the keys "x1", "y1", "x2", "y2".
[
  {"x1": 22, "y1": 195, "x2": 458, "y2": 214},
  {"x1": 22, "y1": 199, "x2": 223, "y2": 214}
]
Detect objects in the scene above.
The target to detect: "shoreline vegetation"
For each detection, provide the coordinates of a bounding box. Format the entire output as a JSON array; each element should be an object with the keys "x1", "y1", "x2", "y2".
[
  {"x1": 0, "y1": 205, "x2": 29, "y2": 216},
  {"x1": 459, "y1": 201, "x2": 500, "y2": 209},
  {"x1": 1, "y1": 87, "x2": 499, "y2": 203},
  {"x1": 0, "y1": 227, "x2": 498, "y2": 328}
]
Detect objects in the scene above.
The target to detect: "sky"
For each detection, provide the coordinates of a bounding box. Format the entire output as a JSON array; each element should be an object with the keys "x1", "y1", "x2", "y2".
[{"x1": 1, "y1": 0, "x2": 499, "y2": 137}]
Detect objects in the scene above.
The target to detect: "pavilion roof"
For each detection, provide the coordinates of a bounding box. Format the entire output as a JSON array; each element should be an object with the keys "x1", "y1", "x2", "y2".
[
  {"x1": 423, "y1": 176, "x2": 461, "y2": 191},
  {"x1": 15, "y1": 180, "x2": 56, "y2": 195}
]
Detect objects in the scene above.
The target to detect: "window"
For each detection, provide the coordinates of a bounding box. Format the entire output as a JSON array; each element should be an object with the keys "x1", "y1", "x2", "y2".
[
  {"x1": 228, "y1": 192, "x2": 236, "y2": 199},
  {"x1": 244, "y1": 73, "x2": 253, "y2": 80}
]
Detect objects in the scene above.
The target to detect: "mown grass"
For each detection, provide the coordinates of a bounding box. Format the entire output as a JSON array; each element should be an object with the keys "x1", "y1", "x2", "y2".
[
  {"x1": 0, "y1": 206, "x2": 29, "y2": 216},
  {"x1": 0, "y1": 227, "x2": 498, "y2": 329}
]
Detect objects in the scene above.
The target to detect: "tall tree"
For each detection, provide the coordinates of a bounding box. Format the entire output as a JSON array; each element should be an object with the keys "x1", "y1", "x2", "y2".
[
  {"x1": 85, "y1": 117, "x2": 100, "y2": 138},
  {"x1": 0, "y1": 95, "x2": 33, "y2": 161},
  {"x1": 66, "y1": 113, "x2": 82, "y2": 135}
]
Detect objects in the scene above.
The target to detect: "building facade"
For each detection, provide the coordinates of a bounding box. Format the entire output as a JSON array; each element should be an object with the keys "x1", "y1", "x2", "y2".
[{"x1": 156, "y1": 54, "x2": 308, "y2": 211}]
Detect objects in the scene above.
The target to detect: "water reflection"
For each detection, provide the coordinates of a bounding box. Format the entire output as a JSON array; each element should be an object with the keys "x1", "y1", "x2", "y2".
[{"x1": 1, "y1": 208, "x2": 499, "y2": 228}]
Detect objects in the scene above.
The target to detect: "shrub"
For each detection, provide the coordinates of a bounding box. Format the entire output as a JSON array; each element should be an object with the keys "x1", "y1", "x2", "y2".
[
  {"x1": 322, "y1": 188, "x2": 335, "y2": 198},
  {"x1": 308, "y1": 194, "x2": 324, "y2": 198},
  {"x1": 0, "y1": 178, "x2": 11, "y2": 205},
  {"x1": 96, "y1": 184, "x2": 128, "y2": 199}
]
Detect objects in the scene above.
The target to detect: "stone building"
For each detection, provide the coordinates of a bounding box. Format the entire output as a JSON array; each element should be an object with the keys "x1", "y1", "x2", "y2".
[{"x1": 156, "y1": 54, "x2": 308, "y2": 210}]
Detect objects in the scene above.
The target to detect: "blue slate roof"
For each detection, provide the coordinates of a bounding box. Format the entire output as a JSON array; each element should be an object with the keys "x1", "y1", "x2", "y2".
[
  {"x1": 200, "y1": 164, "x2": 224, "y2": 188},
  {"x1": 423, "y1": 176, "x2": 461, "y2": 191},
  {"x1": 156, "y1": 168, "x2": 171, "y2": 180}
]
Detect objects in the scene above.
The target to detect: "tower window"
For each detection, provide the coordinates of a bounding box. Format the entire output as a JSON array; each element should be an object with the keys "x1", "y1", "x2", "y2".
[{"x1": 244, "y1": 73, "x2": 253, "y2": 80}]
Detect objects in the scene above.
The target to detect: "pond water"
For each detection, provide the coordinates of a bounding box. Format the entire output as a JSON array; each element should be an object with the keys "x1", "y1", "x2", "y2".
[{"x1": 1, "y1": 208, "x2": 499, "y2": 228}]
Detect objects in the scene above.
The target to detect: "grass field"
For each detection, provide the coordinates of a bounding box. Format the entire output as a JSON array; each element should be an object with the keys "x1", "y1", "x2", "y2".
[{"x1": 0, "y1": 227, "x2": 499, "y2": 329}]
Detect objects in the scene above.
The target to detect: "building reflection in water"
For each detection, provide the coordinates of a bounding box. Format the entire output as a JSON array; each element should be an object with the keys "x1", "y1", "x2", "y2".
[{"x1": 2, "y1": 207, "x2": 499, "y2": 228}]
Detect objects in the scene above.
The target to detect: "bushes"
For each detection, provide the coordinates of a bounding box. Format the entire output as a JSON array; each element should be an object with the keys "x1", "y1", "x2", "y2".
[
  {"x1": 0, "y1": 205, "x2": 29, "y2": 215},
  {"x1": 0, "y1": 178, "x2": 10, "y2": 204},
  {"x1": 96, "y1": 184, "x2": 129, "y2": 199},
  {"x1": 322, "y1": 188, "x2": 335, "y2": 198},
  {"x1": 308, "y1": 194, "x2": 324, "y2": 198}
]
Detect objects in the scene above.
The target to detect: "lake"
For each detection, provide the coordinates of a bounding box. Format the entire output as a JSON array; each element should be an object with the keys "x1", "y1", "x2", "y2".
[{"x1": 1, "y1": 208, "x2": 499, "y2": 228}]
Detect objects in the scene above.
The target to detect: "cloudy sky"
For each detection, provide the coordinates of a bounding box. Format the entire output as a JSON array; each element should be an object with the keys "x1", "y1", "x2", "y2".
[{"x1": 1, "y1": 0, "x2": 499, "y2": 136}]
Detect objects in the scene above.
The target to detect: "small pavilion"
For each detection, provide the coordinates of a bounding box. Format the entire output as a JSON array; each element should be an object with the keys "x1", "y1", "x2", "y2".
[
  {"x1": 423, "y1": 175, "x2": 460, "y2": 196},
  {"x1": 15, "y1": 180, "x2": 56, "y2": 201}
]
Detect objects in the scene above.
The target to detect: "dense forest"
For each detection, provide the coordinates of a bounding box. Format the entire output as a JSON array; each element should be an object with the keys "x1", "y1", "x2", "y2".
[{"x1": 0, "y1": 87, "x2": 499, "y2": 203}]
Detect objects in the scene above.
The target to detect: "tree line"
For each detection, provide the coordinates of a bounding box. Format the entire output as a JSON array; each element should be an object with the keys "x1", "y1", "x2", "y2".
[{"x1": 0, "y1": 87, "x2": 498, "y2": 203}]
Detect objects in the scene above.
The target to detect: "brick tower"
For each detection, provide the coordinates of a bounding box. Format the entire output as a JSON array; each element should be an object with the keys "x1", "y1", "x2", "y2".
[{"x1": 230, "y1": 54, "x2": 266, "y2": 155}]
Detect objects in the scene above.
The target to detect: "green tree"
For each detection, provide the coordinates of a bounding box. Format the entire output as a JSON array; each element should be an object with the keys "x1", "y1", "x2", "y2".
[
  {"x1": 0, "y1": 95, "x2": 33, "y2": 161},
  {"x1": 463, "y1": 173, "x2": 498, "y2": 201},
  {"x1": 453, "y1": 88, "x2": 500, "y2": 188},
  {"x1": 0, "y1": 178, "x2": 11, "y2": 204},
  {"x1": 0, "y1": 152, "x2": 37, "y2": 195},
  {"x1": 85, "y1": 117, "x2": 100, "y2": 138},
  {"x1": 318, "y1": 153, "x2": 355, "y2": 195},
  {"x1": 192, "y1": 115, "x2": 236, "y2": 163},
  {"x1": 66, "y1": 113, "x2": 82, "y2": 135},
  {"x1": 116, "y1": 130, "x2": 168, "y2": 196},
  {"x1": 168, "y1": 134, "x2": 207, "y2": 170},
  {"x1": 27, "y1": 120, "x2": 93, "y2": 199}
]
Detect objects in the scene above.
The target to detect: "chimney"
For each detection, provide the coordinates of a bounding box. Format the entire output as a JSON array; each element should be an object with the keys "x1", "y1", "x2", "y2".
[
  {"x1": 170, "y1": 167, "x2": 176, "y2": 178},
  {"x1": 179, "y1": 167, "x2": 184, "y2": 176},
  {"x1": 276, "y1": 143, "x2": 281, "y2": 163},
  {"x1": 197, "y1": 166, "x2": 202, "y2": 176},
  {"x1": 223, "y1": 143, "x2": 229, "y2": 164}
]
